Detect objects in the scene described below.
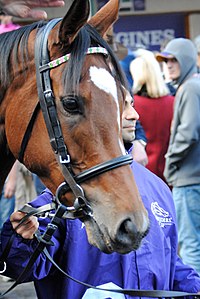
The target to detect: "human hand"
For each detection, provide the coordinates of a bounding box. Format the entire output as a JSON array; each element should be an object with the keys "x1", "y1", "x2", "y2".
[
  {"x1": 4, "y1": 180, "x2": 16, "y2": 198},
  {"x1": 131, "y1": 140, "x2": 148, "y2": 166},
  {"x1": 10, "y1": 211, "x2": 39, "y2": 239},
  {"x1": 4, "y1": 161, "x2": 18, "y2": 198},
  {"x1": 0, "y1": 0, "x2": 65, "y2": 20}
]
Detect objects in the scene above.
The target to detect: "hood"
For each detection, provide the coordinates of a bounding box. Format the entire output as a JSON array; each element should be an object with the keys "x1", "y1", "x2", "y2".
[{"x1": 156, "y1": 38, "x2": 197, "y2": 86}]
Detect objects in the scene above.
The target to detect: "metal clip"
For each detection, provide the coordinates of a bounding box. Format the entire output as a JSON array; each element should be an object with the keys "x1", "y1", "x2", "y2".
[{"x1": 59, "y1": 154, "x2": 70, "y2": 164}]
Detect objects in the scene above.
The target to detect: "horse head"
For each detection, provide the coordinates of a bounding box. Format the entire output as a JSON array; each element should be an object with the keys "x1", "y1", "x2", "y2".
[{"x1": 1, "y1": 0, "x2": 149, "y2": 253}]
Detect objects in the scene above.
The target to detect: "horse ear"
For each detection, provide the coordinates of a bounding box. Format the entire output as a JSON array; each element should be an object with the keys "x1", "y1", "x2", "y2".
[
  {"x1": 58, "y1": 0, "x2": 90, "y2": 45},
  {"x1": 88, "y1": 0, "x2": 119, "y2": 37}
]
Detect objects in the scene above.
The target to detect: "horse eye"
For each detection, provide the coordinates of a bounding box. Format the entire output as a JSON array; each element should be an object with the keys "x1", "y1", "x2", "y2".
[{"x1": 61, "y1": 97, "x2": 79, "y2": 113}]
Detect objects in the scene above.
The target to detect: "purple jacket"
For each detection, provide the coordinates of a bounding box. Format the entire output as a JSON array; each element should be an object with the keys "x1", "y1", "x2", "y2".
[{"x1": 1, "y1": 161, "x2": 200, "y2": 299}]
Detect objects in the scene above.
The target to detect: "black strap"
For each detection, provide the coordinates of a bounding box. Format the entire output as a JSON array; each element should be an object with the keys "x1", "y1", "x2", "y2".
[
  {"x1": 18, "y1": 101, "x2": 40, "y2": 163},
  {"x1": 43, "y1": 248, "x2": 200, "y2": 298},
  {"x1": 56, "y1": 154, "x2": 133, "y2": 199},
  {"x1": 0, "y1": 203, "x2": 55, "y2": 272},
  {"x1": 0, "y1": 204, "x2": 67, "y2": 299},
  {"x1": 34, "y1": 18, "x2": 69, "y2": 162}
]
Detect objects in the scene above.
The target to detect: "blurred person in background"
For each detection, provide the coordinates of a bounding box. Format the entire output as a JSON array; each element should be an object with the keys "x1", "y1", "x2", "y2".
[
  {"x1": 130, "y1": 49, "x2": 174, "y2": 184},
  {"x1": 159, "y1": 38, "x2": 177, "y2": 95},
  {"x1": 15, "y1": 163, "x2": 37, "y2": 211},
  {"x1": 33, "y1": 175, "x2": 46, "y2": 196},
  {"x1": 0, "y1": 161, "x2": 18, "y2": 235},
  {"x1": 193, "y1": 35, "x2": 200, "y2": 72},
  {"x1": 156, "y1": 38, "x2": 200, "y2": 274},
  {"x1": 0, "y1": 14, "x2": 20, "y2": 34}
]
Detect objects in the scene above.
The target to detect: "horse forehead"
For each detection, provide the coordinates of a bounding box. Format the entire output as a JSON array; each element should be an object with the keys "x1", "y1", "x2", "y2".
[{"x1": 89, "y1": 66, "x2": 118, "y2": 102}]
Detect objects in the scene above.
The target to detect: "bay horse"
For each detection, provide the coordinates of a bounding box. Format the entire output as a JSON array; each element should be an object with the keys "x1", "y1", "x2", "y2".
[{"x1": 0, "y1": 0, "x2": 149, "y2": 254}]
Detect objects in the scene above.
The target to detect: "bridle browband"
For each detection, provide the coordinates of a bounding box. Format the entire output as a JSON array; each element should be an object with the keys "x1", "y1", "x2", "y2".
[
  {"x1": 1, "y1": 19, "x2": 199, "y2": 299},
  {"x1": 40, "y1": 45, "x2": 109, "y2": 72}
]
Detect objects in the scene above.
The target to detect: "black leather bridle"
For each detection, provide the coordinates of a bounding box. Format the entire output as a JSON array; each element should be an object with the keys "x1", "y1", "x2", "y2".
[
  {"x1": 20, "y1": 18, "x2": 133, "y2": 218},
  {"x1": 0, "y1": 19, "x2": 199, "y2": 298}
]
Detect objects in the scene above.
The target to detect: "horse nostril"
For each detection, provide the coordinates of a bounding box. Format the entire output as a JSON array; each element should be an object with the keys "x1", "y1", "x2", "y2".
[
  {"x1": 119, "y1": 218, "x2": 137, "y2": 237},
  {"x1": 116, "y1": 218, "x2": 144, "y2": 249}
]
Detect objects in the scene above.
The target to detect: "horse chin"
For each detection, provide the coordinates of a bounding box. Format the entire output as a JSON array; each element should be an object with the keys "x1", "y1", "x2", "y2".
[
  {"x1": 82, "y1": 218, "x2": 111, "y2": 253},
  {"x1": 84, "y1": 218, "x2": 143, "y2": 254}
]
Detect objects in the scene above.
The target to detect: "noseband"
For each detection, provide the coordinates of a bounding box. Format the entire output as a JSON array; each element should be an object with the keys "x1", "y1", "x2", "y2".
[{"x1": 19, "y1": 19, "x2": 133, "y2": 218}]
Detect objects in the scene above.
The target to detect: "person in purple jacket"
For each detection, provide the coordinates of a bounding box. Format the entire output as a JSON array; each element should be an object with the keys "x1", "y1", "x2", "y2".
[{"x1": 0, "y1": 93, "x2": 200, "y2": 299}]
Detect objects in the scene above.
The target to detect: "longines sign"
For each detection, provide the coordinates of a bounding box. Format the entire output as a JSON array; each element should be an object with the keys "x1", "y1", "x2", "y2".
[{"x1": 113, "y1": 13, "x2": 186, "y2": 51}]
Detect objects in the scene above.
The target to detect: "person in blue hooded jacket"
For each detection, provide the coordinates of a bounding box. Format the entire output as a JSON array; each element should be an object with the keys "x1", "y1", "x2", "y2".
[
  {"x1": 156, "y1": 38, "x2": 200, "y2": 274},
  {"x1": 0, "y1": 93, "x2": 200, "y2": 299}
]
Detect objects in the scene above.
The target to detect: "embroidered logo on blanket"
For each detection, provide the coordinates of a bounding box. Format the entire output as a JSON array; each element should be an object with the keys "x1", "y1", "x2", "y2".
[{"x1": 151, "y1": 202, "x2": 173, "y2": 228}]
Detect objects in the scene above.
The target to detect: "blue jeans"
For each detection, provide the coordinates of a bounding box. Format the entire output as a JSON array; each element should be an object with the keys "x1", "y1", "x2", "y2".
[
  {"x1": 173, "y1": 185, "x2": 200, "y2": 274},
  {"x1": 33, "y1": 174, "x2": 46, "y2": 195},
  {"x1": 0, "y1": 188, "x2": 15, "y2": 233}
]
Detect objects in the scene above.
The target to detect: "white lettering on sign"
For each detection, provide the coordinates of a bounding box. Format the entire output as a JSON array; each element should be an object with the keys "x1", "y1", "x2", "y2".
[{"x1": 115, "y1": 29, "x2": 175, "y2": 49}]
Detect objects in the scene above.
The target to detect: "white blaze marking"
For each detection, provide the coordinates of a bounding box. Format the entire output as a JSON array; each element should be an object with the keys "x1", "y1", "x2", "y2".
[
  {"x1": 89, "y1": 66, "x2": 117, "y2": 99},
  {"x1": 89, "y1": 66, "x2": 125, "y2": 154}
]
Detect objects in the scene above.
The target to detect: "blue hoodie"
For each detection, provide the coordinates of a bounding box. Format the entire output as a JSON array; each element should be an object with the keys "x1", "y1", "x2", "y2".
[
  {"x1": 1, "y1": 161, "x2": 200, "y2": 299},
  {"x1": 160, "y1": 38, "x2": 200, "y2": 186}
]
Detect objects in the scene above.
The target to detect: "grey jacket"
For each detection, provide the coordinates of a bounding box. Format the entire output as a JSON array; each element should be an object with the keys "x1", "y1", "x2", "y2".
[{"x1": 163, "y1": 38, "x2": 200, "y2": 187}]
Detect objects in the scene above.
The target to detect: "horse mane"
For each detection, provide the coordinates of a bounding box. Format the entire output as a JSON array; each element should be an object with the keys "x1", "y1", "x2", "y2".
[
  {"x1": 0, "y1": 21, "x2": 46, "y2": 91},
  {"x1": 0, "y1": 20, "x2": 127, "y2": 100}
]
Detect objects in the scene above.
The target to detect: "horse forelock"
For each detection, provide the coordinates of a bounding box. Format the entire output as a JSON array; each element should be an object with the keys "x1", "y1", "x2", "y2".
[{"x1": 62, "y1": 24, "x2": 128, "y2": 96}]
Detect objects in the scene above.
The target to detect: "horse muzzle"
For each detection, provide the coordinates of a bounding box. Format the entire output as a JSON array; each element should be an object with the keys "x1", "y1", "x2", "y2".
[{"x1": 84, "y1": 210, "x2": 149, "y2": 254}]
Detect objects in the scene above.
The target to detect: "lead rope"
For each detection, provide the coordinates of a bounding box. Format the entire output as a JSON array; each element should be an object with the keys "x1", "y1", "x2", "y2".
[
  {"x1": 43, "y1": 248, "x2": 200, "y2": 298},
  {"x1": 0, "y1": 204, "x2": 67, "y2": 298},
  {"x1": 0, "y1": 202, "x2": 199, "y2": 298},
  {"x1": 0, "y1": 203, "x2": 55, "y2": 272}
]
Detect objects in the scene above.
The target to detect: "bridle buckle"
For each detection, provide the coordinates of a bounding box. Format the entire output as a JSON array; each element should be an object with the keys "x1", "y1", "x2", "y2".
[{"x1": 59, "y1": 154, "x2": 70, "y2": 164}]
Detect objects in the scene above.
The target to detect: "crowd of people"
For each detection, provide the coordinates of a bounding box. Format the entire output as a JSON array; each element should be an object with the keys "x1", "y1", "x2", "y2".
[
  {"x1": 0, "y1": 0, "x2": 200, "y2": 298},
  {"x1": 120, "y1": 35, "x2": 200, "y2": 274}
]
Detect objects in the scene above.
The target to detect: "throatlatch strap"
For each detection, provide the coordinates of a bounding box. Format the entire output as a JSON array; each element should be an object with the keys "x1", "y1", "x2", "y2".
[{"x1": 18, "y1": 101, "x2": 40, "y2": 163}]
